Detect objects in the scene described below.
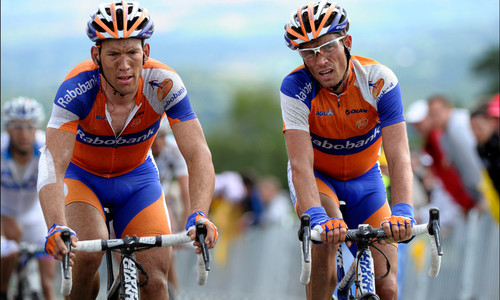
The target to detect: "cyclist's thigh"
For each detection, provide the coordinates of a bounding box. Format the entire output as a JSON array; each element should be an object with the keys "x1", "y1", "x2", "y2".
[
  {"x1": 287, "y1": 162, "x2": 343, "y2": 217},
  {"x1": 315, "y1": 175, "x2": 342, "y2": 218},
  {"x1": 136, "y1": 246, "x2": 172, "y2": 285},
  {"x1": 111, "y1": 160, "x2": 171, "y2": 238},
  {"x1": 341, "y1": 164, "x2": 390, "y2": 228},
  {"x1": 371, "y1": 242, "x2": 398, "y2": 278},
  {"x1": 0, "y1": 215, "x2": 22, "y2": 241},
  {"x1": 119, "y1": 189, "x2": 171, "y2": 238},
  {"x1": 64, "y1": 178, "x2": 108, "y2": 240}
]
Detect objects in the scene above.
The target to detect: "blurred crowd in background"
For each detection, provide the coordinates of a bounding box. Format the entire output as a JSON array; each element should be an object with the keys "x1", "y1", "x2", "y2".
[{"x1": 403, "y1": 93, "x2": 499, "y2": 229}]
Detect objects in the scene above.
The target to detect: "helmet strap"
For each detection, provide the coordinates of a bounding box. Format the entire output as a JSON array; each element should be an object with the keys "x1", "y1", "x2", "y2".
[
  {"x1": 331, "y1": 45, "x2": 351, "y2": 91},
  {"x1": 97, "y1": 46, "x2": 125, "y2": 97}
]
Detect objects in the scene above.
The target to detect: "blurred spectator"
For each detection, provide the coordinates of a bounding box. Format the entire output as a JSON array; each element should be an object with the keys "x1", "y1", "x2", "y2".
[
  {"x1": 151, "y1": 120, "x2": 190, "y2": 296},
  {"x1": 486, "y1": 94, "x2": 499, "y2": 132},
  {"x1": 213, "y1": 171, "x2": 247, "y2": 205},
  {"x1": 470, "y1": 94, "x2": 500, "y2": 222},
  {"x1": 411, "y1": 152, "x2": 462, "y2": 236},
  {"x1": 240, "y1": 171, "x2": 265, "y2": 226},
  {"x1": 406, "y1": 99, "x2": 476, "y2": 211},
  {"x1": 257, "y1": 175, "x2": 294, "y2": 227},
  {"x1": 470, "y1": 95, "x2": 500, "y2": 193},
  {"x1": 210, "y1": 171, "x2": 248, "y2": 266},
  {"x1": 427, "y1": 94, "x2": 485, "y2": 206}
]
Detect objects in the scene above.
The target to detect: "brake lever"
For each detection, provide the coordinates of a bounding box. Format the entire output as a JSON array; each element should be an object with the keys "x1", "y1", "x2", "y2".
[
  {"x1": 428, "y1": 208, "x2": 443, "y2": 256},
  {"x1": 299, "y1": 214, "x2": 311, "y2": 263},
  {"x1": 61, "y1": 229, "x2": 71, "y2": 279},
  {"x1": 196, "y1": 223, "x2": 210, "y2": 271}
]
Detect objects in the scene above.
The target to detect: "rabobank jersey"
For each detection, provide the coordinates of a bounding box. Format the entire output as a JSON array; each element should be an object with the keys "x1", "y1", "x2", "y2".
[
  {"x1": 280, "y1": 55, "x2": 404, "y2": 180},
  {"x1": 1, "y1": 131, "x2": 45, "y2": 216},
  {"x1": 47, "y1": 58, "x2": 196, "y2": 177}
]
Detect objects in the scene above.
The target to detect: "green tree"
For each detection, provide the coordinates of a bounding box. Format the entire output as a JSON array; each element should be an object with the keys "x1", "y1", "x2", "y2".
[
  {"x1": 206, "y1": 86, "x2": 288, "y2": 185},
  {"x1": 472, "y1": 44, "x2": 500, "y2": 94}
]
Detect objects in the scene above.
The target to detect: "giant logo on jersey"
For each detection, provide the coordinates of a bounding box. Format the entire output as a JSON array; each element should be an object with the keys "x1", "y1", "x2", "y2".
[
  {"x1": 148, "y1": 78, "x2": 173, "y2": 101},
  {"x1": 75, "y1": 120, "x2": 160, "y2": 147},
  {"x1": 310, "y1": 124, "x2": 381, "y2": 155}
]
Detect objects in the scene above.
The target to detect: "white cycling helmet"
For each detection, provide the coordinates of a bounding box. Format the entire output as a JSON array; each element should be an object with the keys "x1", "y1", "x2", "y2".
[
  {"x1": 2, "y1": 97, "x2": 45, "y2": 127},
  {"x1": 284, "y1": 1, "x2": 349, "y2": 50},
  {"x1": 86, "y1": 1, "x2": 154, "y2": 43}
]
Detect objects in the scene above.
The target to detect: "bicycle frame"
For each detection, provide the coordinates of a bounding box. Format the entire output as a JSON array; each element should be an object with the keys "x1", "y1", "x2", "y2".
[
  {"x1": 334, "y1": 228, "x2": 379, "y2": 300},
  {"x1": 13, "y1": 243, "x2": 45, "y2": 300},
  {"x1": 105, "y1": 241, "x2": 141, "y2": 300}
]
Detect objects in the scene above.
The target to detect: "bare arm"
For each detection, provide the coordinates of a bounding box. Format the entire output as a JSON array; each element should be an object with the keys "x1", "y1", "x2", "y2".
[
  {"x1": 172, "y1": 119, "x2": 214, "y2": 214},
  {"x1": 38, "y1": 127, "x2": 78, "y2": 260},
  {"x1": 284, "y1": 129, "x2": 321, "y2": 214},
  {"x1": 381, "y1": 122, "x2": 414, "y2": 240},
  {"x1": 39, "y1": 128, "x2": 76, "y2": 228},
  {"x1": 285, "y1": 129, "x2": 346, "y2": 244},
  {"x1": 176, "y1": 175, "x2": 190, "y2": 225},
  {"x1": 171, "y1": 119, "x2": 215, "y2": 249}
]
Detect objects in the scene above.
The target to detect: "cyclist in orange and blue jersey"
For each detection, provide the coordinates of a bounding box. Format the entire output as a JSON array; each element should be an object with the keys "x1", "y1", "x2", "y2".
[
  {"x1": 38, "y1": 2, "x2": 217, "y2": 298},
  {"x1": 281, "y1": 1, "x2": 415, "y2": 299}
]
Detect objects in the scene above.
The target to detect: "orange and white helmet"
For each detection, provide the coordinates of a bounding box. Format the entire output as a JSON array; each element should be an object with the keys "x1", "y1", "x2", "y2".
[
  {"x1": 284, "y1": 1, "x2": 349, "y2": 50},
  {"x1": 86, "y1": 1, "x2": 154, "y2": 42}
]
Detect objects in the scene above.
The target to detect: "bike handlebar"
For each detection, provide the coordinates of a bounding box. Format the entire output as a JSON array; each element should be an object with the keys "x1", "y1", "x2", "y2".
[
  {"x1": 299, "y1": 207, "x2": 443, "y2": 285},
  {"x1": 60, "y1": 226, "x2": 210, "y2": 296}
]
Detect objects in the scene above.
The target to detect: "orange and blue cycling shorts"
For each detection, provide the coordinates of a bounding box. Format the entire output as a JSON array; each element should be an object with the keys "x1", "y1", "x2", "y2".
[
  {"x1": 288, "y1": 162, "x2": 391, "y2": 229},
  {"x1": 64, "y1": 156, "x2": 171, "y2": 238}
]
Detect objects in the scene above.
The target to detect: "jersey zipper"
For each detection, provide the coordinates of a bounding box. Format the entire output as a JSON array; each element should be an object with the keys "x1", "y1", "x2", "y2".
[
  {"x1": 330, "y1": 91, "x2": 347, "y2": 179},
  {"x1": 104, "y1": 103, "x2": 143, "y2": 175}
]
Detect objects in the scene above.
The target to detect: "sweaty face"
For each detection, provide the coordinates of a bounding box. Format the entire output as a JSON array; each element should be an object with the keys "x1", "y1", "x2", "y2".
[
  {"x1": 6, "y1": 120, "x2": 38, "y2": 155},
  {"x1": 98, "y1": 38, "x2": 148, "y2": 96},
  {"x1": 300, "y1": 34, "x2": 351, "y2": 91}
]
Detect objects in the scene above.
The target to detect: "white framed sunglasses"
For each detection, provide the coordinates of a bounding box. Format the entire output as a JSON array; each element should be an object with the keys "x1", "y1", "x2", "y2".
[{"x1": 297, "y1": 36, "x2": 345, "y2": 60}]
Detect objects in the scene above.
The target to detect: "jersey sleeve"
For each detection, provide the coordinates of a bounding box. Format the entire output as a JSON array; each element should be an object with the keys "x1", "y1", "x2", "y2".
[
  {"x1": 280, "y1": 68, "x2": 313, "y2": 132},
  {"x1": 142, "y1": 60, "x2": 196, "y2": 127},
  {"x1": 377, "y1": 82, "x2": 404, "y2": 128},
  {"x1": 47, "y1": 64, "x2": 99, "y2": 133},
  {"x1": 371, "y1": 65, "x2": 405, "y2": 128}
]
